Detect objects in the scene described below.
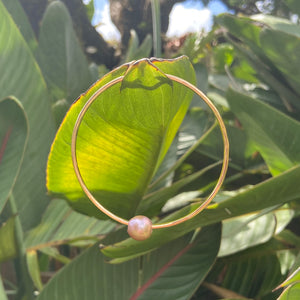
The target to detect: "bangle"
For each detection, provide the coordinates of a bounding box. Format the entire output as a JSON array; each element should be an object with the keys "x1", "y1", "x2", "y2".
[{"x1": 71, "y1": 73, "x2": 229, "y2": 241}]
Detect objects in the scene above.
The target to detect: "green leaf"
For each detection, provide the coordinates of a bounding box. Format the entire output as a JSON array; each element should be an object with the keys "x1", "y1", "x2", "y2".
[
  {"x1": 0, "y1": 217, "x2": 17, "y2": 263},
  {"x1": 219, "y1": 206, "x2": 293, "y2": 257},
  {"x1": 278, "y1": 283, "x2": 300, "y2": 300},
  {"x1": 251, "y1": 14, "x2": 300, "y2": 38},
  {"x1": 277, "y1": 267, "x2": 300, "y2": 289},
  {"x1": 47, "y1": 56, "x2": 196, "y2": 219},
  {"x1": 260, "y1": 28, "x2": 300, "y2": 96},
  {"x1": 2, "y1": 0, "x2": 38, "y2": 53},
  {"x1": 196, "y1": 123, "x2": 259, "y2": 171},
  {"x1": 37, "y1": 1, "x2": 92, "y2": 103},
  {"x1": 220, "y1": 248, "x2": 283, "y2": 297},
  {"x1": 130, "y1": 223, "x2": 221, "y2": 300},
  {"x1": 26, "y1": 250, "x2": 43, "y2": 291},
  {"x1": 0, "y1": 97, "x2": 28, "y2": 213},
  {"x1": 216, "y1": 14, "x2": 261, "y2": 49},
  {"x1": 219, "y1": 212, "x2": 276, "y2": 257},
  {"x1": 226, "y1": 88, "x2": 300, "y2": 175},
  {"x1": 24, "y1": 199, "x2": 116, "y2": 250},
  {"x1": 101, "y1": 164, "x2": 300, "y2": 262},
  {"x1": 0, "y1": 1, "x2": 55, "y2": 230},
  {"x1": 36, "y1": 224, "x2": 221, "y2": 300},
  {"x1": 285, "y1": 0, "x2": 300, "y2": 16}
]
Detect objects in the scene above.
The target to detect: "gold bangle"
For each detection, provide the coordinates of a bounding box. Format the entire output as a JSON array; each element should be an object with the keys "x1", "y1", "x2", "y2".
[{"x1": 71, "y1": 74, "x2": 229, "y2": 241}]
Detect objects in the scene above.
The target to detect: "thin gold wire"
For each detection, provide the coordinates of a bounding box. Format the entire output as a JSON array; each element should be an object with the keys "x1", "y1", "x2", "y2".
[{"x1": 71, "y1": 74, "x2": 230, "y2": 229}]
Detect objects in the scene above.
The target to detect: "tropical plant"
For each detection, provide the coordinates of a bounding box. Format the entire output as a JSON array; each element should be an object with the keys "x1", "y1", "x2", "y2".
[{"x1": 0, "y1": 0, "x2": 300, "y2": 300}]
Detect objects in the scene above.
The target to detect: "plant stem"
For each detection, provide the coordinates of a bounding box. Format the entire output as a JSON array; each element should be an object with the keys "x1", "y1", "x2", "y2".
[
  {"x1": 9, "y1": 194, "x2": 33, "y2": 300},
  {"x1": 151, "y1": 0, "x2": 161, "y2": 57}
]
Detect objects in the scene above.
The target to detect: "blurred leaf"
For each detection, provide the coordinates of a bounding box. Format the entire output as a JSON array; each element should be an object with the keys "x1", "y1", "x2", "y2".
[
  {"x1": 102, "y1": 165, "x2": 300, "y2": 262},
  {"x1": 0, "y1": 217, "x2": 17, "y2": 263},
  {"x1": 226, "y1": 88, "x2": 300, "y2": 175},
  {"x1": 285, "y1": 0, "x2": 300, "y2": 17},
  {"x1": 39, "y1": 247, "x2": 71, "y2": 265},
  {"x1": 123, "y1": 30, "x2": 139, "y2": 63},
  {"x1": 133, "y1": 34, "x2": 152, "y2": 60},
  {"x1": 123, "y1": 31, "x2": 152, "y2": 63},
  {"x1": 0, "y1": 98, "x2": 28, "y2": 213},
  {"x1": 213, "y1": 44, "x2": 234, "y2": 72},
  {"x1": 84, "y1": 0, "x2": 94, "y2": 21},
  {"x1": 196, "y1": 123, "x2": 259, "y2": 171},
  {"x1": 37, "y1": 1, "x2": 92, "y2": 103},
  {"x1": 251, "y1": 14, "x2": 300, "y2": 38},
  {"x1": 36, "y1": 224, "x2": 220, "y2": 300},
  {"x1": 216, "y1": 14, "x2": 261, "y2": 49},
  {"x1": 47, "y1": 56, "x2": 196, "y2": 219},
  {"x1": 277, "y1": 282, "x2": 300, "y2": 300},
  {"x1": 217, "y1": 14, "x2": 300, "y2": 112},
  {"x1": 260, "y1": 28, "x2": 300, "y2": 96},
  {"x1": 26, "y1": 250, "x2": 43, "y2": 291},
  {"x1": 0, "y1": 2, "x2": 55, "y2": 230},
  {"x1": 202, "y1": 282, "x2": 250, "y2": 299},
  {"x1": 2, "y1": 0, "x2": 37, "y2": 52},
  {"x1": 24, "y1": 199, "x2": 115, "y2": 250}
]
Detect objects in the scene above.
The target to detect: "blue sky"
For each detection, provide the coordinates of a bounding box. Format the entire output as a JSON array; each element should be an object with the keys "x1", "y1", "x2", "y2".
[{"x1": 85, "y1": 0, "x2": 228, "y2": 40}]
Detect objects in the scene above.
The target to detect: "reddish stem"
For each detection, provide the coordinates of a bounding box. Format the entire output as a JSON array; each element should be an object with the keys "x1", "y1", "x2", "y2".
[{"x1": 0, "y1": 126, "x2": 13, "y2": 164}]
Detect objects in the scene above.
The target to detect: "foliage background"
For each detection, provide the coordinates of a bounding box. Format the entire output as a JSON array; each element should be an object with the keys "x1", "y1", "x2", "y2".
[{"x1": 0, "y1": 0, "x2": 300, "y2": 299}]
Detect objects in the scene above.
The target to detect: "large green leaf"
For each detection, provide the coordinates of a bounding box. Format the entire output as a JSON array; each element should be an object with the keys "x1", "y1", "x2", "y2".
[
  {"x1": 0, "y1": 97, "x2": 28, "y2": 213},
  {"x1": 36, "y1": 224, "x2": 220, "y2": 300},
  {"x1": 0, "y1": 1, "x2": 55, "y2": 230},
  {"x1": 37, "y1": 1, "x2": 93, "y2": 103},
  {"x1": 226, "y1": 88, "x2": 300, "y2": 175},
  {"x1": 260, "y1": 28, "x2": 300, "y2": 96},
  {"x1": 101, "y1": 164, "x2": 300, "y2": 262},
  {"x1": 2, "y1": 0, "x2": 37, "y2": 53},
  {"x1": 47, "y1": 56, "x2": 196, "y2": 219}
]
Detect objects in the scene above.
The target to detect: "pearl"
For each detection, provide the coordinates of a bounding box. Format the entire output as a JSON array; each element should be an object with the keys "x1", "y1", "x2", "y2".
[{"x1": 127, "y1": 215, "x2": 153, "y2": 241}]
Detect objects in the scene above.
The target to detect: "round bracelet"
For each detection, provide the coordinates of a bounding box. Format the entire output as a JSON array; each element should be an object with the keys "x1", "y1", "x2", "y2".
[{"x1": 71, "y1": 74, "x2": 229, "y2": 241}]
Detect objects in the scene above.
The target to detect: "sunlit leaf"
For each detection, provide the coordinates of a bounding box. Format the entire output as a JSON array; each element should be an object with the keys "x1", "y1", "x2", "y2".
[
  {"x1": 277, "y1": 282, "x2": 300, "y2": 300},
  {"x1": 47, "y1": 56, "x2": 196, "y2": 219}
]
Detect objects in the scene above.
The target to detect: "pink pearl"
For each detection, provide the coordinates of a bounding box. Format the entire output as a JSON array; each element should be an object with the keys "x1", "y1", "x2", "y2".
[{"x1": 127, "y1": 216, "x2": 153, "y2": 241}]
